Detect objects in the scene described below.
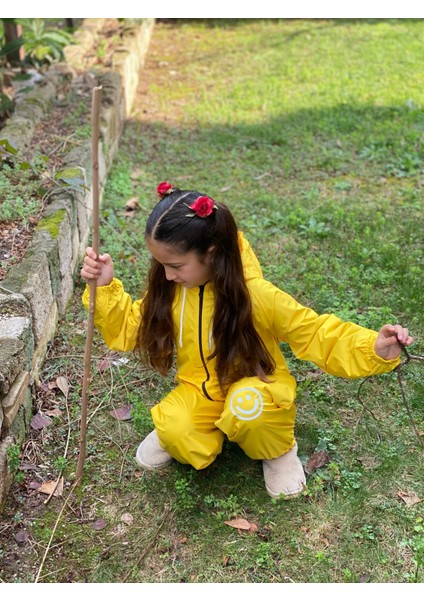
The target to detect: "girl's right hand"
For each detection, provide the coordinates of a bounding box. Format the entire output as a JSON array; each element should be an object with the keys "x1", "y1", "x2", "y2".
[{"x1": 81, "y1": 247, "x2": 114, "y2": 287}]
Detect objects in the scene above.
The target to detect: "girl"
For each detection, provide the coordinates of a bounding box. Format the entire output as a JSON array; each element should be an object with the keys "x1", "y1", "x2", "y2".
[{"x1": 81, "y1": 182, "x2": 413, "y2": 498}]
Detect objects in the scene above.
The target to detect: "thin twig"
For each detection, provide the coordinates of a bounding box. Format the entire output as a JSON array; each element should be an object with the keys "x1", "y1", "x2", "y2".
[
  {"x1": 356, "y1": 378, "x2": 380, "y2": 422},
  {"x1": 357, "y1": 342, "x2": 424, "y2": 449},
  {"x1": 395, "y1": 369, "x2": 424, "y2": 449},
  {"x1": 393, "y1": 341, "x2": 424, "y2": 449},
  {"x1": 34, "y1": 481, "x2": 79, "y2": 583}
]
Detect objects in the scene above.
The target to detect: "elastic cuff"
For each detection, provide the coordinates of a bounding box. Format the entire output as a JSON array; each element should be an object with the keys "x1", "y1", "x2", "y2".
[
  {"x1": 365, "y1": 332, "x2": 401, "y2": 368},
  {"x1": 82, "y1": 278, "x2": 123, "y2": 309}
]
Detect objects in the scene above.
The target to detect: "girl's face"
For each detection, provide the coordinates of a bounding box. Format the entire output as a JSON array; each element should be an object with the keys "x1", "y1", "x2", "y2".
[{"x1": 146, "y1": 238, "x2": 214, "y2": 288}]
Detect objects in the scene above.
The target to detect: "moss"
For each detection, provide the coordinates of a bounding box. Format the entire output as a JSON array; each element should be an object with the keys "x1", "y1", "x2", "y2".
[{"x1": 36, "y1": 210, "x2": 67, "y2": 239}]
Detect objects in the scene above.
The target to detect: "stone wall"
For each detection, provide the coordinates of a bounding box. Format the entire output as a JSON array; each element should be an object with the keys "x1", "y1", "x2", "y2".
[{"x1": 0, "y1": 18, "x2": 155, "y2": 510}]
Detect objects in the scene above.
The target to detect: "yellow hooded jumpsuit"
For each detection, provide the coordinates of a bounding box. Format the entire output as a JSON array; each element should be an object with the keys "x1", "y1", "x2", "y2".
[{"x1": 83, "y1": 233, "x2": 400, "y2": 469}]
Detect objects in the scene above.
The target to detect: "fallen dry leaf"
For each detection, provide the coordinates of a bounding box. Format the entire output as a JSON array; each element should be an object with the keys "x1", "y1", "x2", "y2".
[
  {"x1": 45, "y1": 408, "x2": 62, "y2": 418},
  {"x1": 304, "y1": 450, "x2": 331, "y2": 474},
  {"x1": 30, "y1": 413, "x2": 52, "y2": 430},
  {"x1": 121, "y1": 513, "x2": 134, "y2": 526},
  {"x1": 92, "y1": 519, "x2": 107, "y2": 531},
  {"x1": 38, "y1": 477, "x2": 64, "y2": 497},
  {"x1": 224, "y1": 518, "x2": 258, "y2": 533},
  {"x1": 305, "y1": 369, "x2": 323, "y2": 381},
  {"x1": 397, "y1": 490, "x2": 422, "y2": 508},
  {"x1": 177, "y1": 535, "x2": 188, "y2": 544},
  {"x1": 97, "y1": 357, "x2": 112, "y2": 372},
  {"x1": 56, "y1": 376, "x2": 69, "y2": 399},
  {"x1": 125, "y1": 197, "x2": 139, "y2": 211},
  {"x1": 20, "y1": 462, "x2": 39, "y2": 472},
  {"x1": 39, "y1": 382, "x2": 52, "y2": 392},
  {"x1": 14, "y1": 530, "x2": 29, "y2": 544},
  {"x1": 109, "y1": 404, "x2": 133, "y2": 421},
  {"x1": 29, "y1": 481, "x2": 41, "y2": 490}
]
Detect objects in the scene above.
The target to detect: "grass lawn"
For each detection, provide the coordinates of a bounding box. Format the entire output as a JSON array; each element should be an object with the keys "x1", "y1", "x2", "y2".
[{"x1": 1, "y1": 18, "x2": 423, "y2": 584}]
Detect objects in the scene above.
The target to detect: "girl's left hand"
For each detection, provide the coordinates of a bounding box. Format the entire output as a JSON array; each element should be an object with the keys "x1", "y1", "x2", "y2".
[{"x1": 374, "y1": 324, "x2": 414, "y2": 361}]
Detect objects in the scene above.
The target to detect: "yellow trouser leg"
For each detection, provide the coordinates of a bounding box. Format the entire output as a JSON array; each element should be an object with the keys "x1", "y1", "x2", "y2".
[
  {"x1": 151, "y1": 384, "x2": 225, "y2": 470},
  {"x1": 215, "y1": 377, "x2": 297, "y2": 460}
]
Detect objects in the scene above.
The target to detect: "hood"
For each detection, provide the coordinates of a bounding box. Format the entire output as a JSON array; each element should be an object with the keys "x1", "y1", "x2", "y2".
[{"x1": 238, "y1": 231, "x2": 263, "y2": 281}]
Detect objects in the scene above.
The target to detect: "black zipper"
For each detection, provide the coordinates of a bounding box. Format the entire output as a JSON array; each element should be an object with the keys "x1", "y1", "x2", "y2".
[{"x1": 198, "y1": 285, "x2": 213, "y2": 400}]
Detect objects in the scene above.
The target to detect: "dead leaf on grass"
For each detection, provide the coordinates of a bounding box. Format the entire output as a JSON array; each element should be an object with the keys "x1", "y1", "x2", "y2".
[
  {"x1": 45, "y1": 408, "x2": 62, "y2": 418},
  {"x1": 38, "y1": 477, "x2": 64, "y2": 497},
  {"x1": 124, "y1": 197, "x2": 139, "y2": 214},
  {"x1": 177, "y1": 535, "x2": 188, "y2": 544},
  {"x1": 109, "y1": 404, "x2": 133, "y2": 421},
  {"x1": 305, "y1": 369, "x2": 324, "y2": 381},
  {"x1": 304, "y1": 450, "x2": 331, "y2": 474},
  {"x1": 224, "y1": 518, "x2": 259, "y2": 533},
  {"x1": 56, "y1": 376, "x2": 69, "y2": 399},
  {"x1": 92, "y1": 519, "x2": 107, "y2": 531},
  {"x1": 29, "y1": 481, "x2": 41, "y2": 490},
  {"x1": 97, "y1": 357, "x2": 112, "y2": 372},
  {"x1": 121, "y1": 513, "x2": 134, "y2": 526},
  {"x1": 14, "y1": 530, "x2": 30, "y2": 544},
  {"x1": 30, "y1": 413, "x2": 52, "y2": 430},
  {"x1": 397, "y1": 490, "x2": 422, "y2": 508}
]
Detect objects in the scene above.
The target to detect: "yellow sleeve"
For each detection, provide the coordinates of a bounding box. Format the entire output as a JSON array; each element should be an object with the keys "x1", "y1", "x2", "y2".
[
  {"x1": 256, "y1": 279, "x2": 400, "y2": 379},
  {"x1": 82, "y1": 278, "x2": 143, "y2": 352}
]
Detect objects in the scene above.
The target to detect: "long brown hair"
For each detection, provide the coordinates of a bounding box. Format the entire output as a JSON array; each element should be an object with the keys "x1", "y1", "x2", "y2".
[{"x1": 137, "y1": 187, "x2": 275, "y2": 392}]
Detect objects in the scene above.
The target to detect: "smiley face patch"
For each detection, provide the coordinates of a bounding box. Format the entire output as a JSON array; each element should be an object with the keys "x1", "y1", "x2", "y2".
[{"x1": 229, "y1": 387, "x2": 264, "y2": 421}]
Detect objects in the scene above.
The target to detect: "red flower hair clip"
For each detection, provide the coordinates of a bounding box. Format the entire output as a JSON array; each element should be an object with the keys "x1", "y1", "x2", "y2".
[
  {"x1": 157, "y1": 181, "x2": 175, "y2": 198},
  {"x1": 187, "y1": 196, "x2": 218, "y2": 218}
]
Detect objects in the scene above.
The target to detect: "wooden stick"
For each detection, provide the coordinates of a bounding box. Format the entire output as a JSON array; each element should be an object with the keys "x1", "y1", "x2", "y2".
[{"x1": 75, "y1": 85, "x2": 102, "y2": 485}]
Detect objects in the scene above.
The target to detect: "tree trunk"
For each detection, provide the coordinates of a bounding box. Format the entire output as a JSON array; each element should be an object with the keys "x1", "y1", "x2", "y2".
[{"x1": 3, "y1": 19, "x2": 25, "y2": 64}]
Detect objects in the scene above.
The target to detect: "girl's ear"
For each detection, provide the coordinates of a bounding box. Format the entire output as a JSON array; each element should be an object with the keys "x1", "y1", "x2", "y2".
[{"x1": 204, "y1": 245, "x2": 216, "y2": 264}]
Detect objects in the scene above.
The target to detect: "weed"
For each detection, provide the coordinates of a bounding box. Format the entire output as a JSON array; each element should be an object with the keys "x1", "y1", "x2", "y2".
[
  {"x1": 401, "y1": 517, "x2": 424, "y2": 582},
  {"x1": 173, "y1": 471, "x2": 198, "y2": 510},
  {"x1": 131, "y1": 398, "x2": 154, "y2": 434},
  {"x1": 203, "y1": 493, "x2": 241, "y2": 519},
  {"x1": 53, "y1": 456, "x2": 68, "y2": 472},
  {"x1": 6, "y1": 443, "x2": 24, "y2": 482}
]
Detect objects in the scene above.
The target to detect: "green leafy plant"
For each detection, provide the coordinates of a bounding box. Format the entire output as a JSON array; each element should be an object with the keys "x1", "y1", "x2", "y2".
[
  {"x1": 6, "y1": 444, "x2": 24, "y2": 482},
  {"x1": 174, "y1": 472, "x2": 198, "y2": 510},
  {"x1": 0, "y1": 19, "x2": 73, "y2": 67}
]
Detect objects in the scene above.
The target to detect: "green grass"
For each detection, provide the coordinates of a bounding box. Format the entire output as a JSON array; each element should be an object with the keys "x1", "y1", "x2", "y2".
[{"x1": 1, "y1": 18, "x2": 423, "y2": 584}]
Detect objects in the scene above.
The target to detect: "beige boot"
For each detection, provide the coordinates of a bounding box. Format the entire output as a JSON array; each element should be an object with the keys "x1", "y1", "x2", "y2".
[
  {"x1": 135, "y1": 430, "x2": 173, "y2": 471},
  {"x1": 262, "y1": 443, "x2": 306, "y2": 498}
]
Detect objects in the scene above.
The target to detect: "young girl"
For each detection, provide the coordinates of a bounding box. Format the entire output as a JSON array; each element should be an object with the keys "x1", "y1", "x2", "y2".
[{"x1": 81, "y1": 182, "x2": 413, "y2": 498}]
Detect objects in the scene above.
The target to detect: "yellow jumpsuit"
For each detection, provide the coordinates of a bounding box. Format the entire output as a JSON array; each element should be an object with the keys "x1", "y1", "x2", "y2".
[{"x1": 83, "y1": 233, "x2": 400, "y2": 469}]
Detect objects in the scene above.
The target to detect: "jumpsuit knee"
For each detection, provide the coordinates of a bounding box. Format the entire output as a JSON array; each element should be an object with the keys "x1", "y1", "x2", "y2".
[
  {"x1": 215, "y1": 376, "x2": 297, "y2": 460},
  {"x1": 151, "y1": 383, "x2": 225, "y2": 470}
]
